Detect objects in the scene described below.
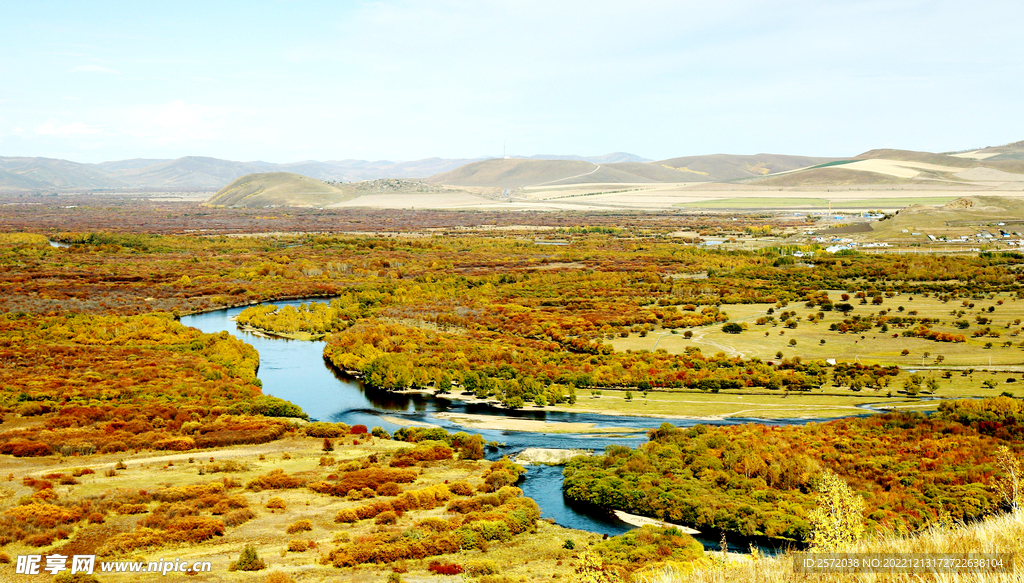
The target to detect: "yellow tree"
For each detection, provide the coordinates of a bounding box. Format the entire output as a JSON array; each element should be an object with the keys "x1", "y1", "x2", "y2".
[
  {"x1": 996, "y1": 445, "x2": 1021, "y2": 512},
  {"x1": 808, "y1": 469, "x2": 865, "y2": 552},
  {"x1": 568, "y1": 550, "x2": 620, "y2": 583}
]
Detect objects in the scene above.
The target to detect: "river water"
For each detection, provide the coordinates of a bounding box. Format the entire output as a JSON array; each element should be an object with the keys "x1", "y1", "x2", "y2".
[{"x1": 181, "y1": 300, "x2": 814, "y2": 553}]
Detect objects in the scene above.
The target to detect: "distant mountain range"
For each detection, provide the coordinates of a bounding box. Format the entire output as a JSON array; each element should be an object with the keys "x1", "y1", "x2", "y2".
[
  {"x1": 0, "y1": 153, "x2": 648, "y2": 192},
  {"x1": 6, "y1": 142, "x2": 1024, "y2": 194},
  {"x1": 425, "y1": 154, "x2": 839, "y2": 188},
  {"x1": 522, "y1": 152, "x2": 651, "y2": 164}
]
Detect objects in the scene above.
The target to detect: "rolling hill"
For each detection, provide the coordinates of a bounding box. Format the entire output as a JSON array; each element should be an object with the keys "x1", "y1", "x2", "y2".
[
  {"x1": 0, "y1": 156, "x2": 490, "y2": 191},
  {"x1": 428, "y1": 159, "x2": 602, "y2": 188},
  {"x1": 113, "y1": 156, "x2": 267, "y2": 189},
  {"x1": 0, "y1": 156, "x2": 127, "y2": 190},
  {"x1": 525, "y1": 152, "x2": 650, "y2": 163},
  {"x1": 92, "y1": 158, "x2": 173, "y2": 172},
  {"x1": 751, "y1": 144, "x2": 1024, "y2": 187},
  {"x1": 948, "y1": 141, "x2": 1024, "y2": 161},
  {"x1": 834, "y1": 196, "x2": 1024, "y2": 241},
  {"x1": 655, "y1": 153, "x2": 837, "y2": 181},
  {"x1": 205, "y1": 173, "x2": 354, "y2": 208},
  {"x1": 426, "y1": 158, "x2": 702, "y2": 188},
  {"x1": 425, "y1": 153, "x2": 837, "y2": 188},
  {"x1": 5, "y1": 143, "x2": 1023, "y2": 194}
]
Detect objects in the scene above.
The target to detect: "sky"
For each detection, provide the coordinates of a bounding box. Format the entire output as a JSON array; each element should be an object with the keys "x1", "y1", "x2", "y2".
[{"x1": 0, "y1": 0, "x2": 1022, "y2": 163}]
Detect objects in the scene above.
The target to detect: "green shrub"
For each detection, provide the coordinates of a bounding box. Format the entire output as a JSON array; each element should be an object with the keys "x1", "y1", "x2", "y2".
[{"x1": 229, "y1": 545, "x2": 266, "y2": 571}]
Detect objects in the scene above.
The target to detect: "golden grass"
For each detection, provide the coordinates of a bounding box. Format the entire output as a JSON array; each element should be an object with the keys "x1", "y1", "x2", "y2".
[
  {"x1": 639, "y1": 512, "x2": 1024, "y2": 583},
  {"x1": 0, "y1": 433, "x2": 600, "y2": 583},
  {"x1": 582, "y1": 290, "x2": 1024, "y2": 419}
]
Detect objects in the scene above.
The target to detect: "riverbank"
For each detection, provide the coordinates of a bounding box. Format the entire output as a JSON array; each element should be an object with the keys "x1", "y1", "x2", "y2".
[
  {"x1": 207, "y1": 296, "x2": 933, "y2": 424},
  {"x1": 235, "y1": 322, "x2": 326, "y2": 341},
  {"x1": 612, "y1": 510, "x2": 701, "y2": 535},
  {"x1": 433, "y1": 411, "x2": 647, "y2": 434},
  {"x1": 178, "y1": 301, "x2": 809, "y2": 553},
  {"x1": 514, "y1": 447, "x2": 592, "y2": 465},
  {"x1": 397, "y1": 386, "x2": 866, "y2": 424}
]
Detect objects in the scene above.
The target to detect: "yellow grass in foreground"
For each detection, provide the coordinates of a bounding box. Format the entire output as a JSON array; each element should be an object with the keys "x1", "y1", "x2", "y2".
[{"x1": 638, "y1": 512, "x2": 1024, "y2": 583}]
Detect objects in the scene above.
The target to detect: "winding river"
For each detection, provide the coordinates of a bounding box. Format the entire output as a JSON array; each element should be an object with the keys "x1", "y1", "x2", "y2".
[{"x1": 181, "y1": 300, "x2": 817, "y2": 553}]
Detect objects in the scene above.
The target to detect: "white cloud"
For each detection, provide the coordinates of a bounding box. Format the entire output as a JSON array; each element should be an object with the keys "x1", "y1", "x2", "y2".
[
  {"x1": 119, "y1": 100, "x2": 239, "y2": 143},
  {"x1": 34, "y1": 121, "x2": 102, "y2": 136},
  {"x1": 70, "y1": 64, "x2": 119, "y2": 74}
]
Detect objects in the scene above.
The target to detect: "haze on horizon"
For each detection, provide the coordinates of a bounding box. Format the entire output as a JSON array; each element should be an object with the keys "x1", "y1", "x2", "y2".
[{"x1": 1, "y1": 0, "x2": 1021, "y2": 164}]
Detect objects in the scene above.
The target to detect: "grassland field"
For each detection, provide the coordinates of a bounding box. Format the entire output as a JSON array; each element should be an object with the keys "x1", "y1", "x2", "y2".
[
  {"x1": 581, "y1": 290, "x2": 1024, "y2": 419},
  {"x1": 674, "y1": 196, "x2": 960, "y2": 210},
  {"x1": 2, "y1": 433, "x2": 595, "y2": 583}
]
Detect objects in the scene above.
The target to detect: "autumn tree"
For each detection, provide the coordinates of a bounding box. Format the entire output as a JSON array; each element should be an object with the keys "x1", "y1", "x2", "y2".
[
  {"x1": 808, "y1": 470, "x2": 864, "y2": 552},
  {"x1": 567, "y1": 550, "x2": 621, "y2": 583},
  {"x1": 996, "y1": 445, "x2": 1021, "y2": 512}
]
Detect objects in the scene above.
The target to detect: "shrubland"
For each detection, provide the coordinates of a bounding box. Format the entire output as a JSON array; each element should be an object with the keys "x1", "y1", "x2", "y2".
[
  {"x1": 2, "y1": 216, "x2": 1024, "y2": 581},
  {"x1": 0, "y1": 312, "x2": 303, "y2": 457},
  {"x1": 565, "y1": 397, "x2": 1023, "y2": 543}
]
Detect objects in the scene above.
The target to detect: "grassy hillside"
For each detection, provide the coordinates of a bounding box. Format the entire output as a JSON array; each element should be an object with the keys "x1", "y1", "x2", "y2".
[
  {"x1": 604, "y1": 162, "x2": 699, "y2": 182},
  {"x1": 649, "y1": 511, "x2": 1024, "y2": 583},
  {"x1": 206, "y1": 172, "x2": 354, "y2": 208},
  {"x1": 866, "y1": 196, "x2": 1024, "y2": 240},
  {"x1": 976, "y1": 140, "x2": 1024, "y2": 161},
  {"x1": 656, "y1": 153, "x2": 836, "y2": 182},
  {"x1": 429, "y1": 159, "x2": 605, "y2": 187},
  {"x1": 857, "y1": 148, "x2": 1024, "y2": 174},
  {"x1": 745, "y1": 146, "x2": 1024, "y2": 187},
  {"x1": 115, "y1": 156, "x2": 267, "y2": 189},
  {"x1": 429, "y1": 158, "x2": 717, "y2": 188},
  {"x1": 753, "y1": 167, "x2": 913, "y2": 187},
  {"x1": 92, "y1": 158, "x2": 172, "y2": 172},
  {"x1": 0, "y1": 156, "x2": 126, "y2": 191}
]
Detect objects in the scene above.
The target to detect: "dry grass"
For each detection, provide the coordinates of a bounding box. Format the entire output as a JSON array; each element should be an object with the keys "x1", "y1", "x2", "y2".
[
  {"x1": 0, "y1": 432, "x2": 599, "y2": 583},
  {"x1": 639, "y1": 512, "x2": 1024, "y2": 583}
]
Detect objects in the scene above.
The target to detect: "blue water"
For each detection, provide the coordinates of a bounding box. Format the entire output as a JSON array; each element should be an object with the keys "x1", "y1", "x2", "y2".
[{"x1": 180, "y1": 300, "x2": 816, "y2": 552}]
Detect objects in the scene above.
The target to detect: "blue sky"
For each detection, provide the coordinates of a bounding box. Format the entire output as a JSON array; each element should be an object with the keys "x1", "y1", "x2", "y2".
[{"x1": 1, "y1": 0, "x2": 1021, "y2": 163}]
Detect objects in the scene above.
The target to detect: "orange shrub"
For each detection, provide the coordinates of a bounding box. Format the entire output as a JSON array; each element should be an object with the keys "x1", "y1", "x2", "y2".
[
  {"x1": 247, "y1": 469, "x2": 307, "y2": 491},
  {"x1": 375, "y1": 481, "x2": 401, "y2": 496},
  {"x1": 0, "y1": 441, "x2": 53, "y2": 457},
  {"x1": 334, "y1": 509, "x2": 358, "y2": 523},
  {"x1": 117, "y1": 504, "x2": 148, "y2": 515},
  {"x1": 448, "y1": 481, "x2": 474, "y2": 496},
  {"x1": 24, "y1": 531, "x2": 56, "y2": 547},
  {"x1": 210, "y1": 495, "x2": 249, "y2": 514},
  {"x1": 153, "y1": 482, "x2": 225, "y2": 502},
  {"x1": 21, "y1": 477, "x2": 54, "y2": 491},
  {"x1": 224, "y1": 508, "x2": 256, "y2": 527},
  {"x1": 96, "y1": 528, "x2": 166, "y2": 555},
  {"x1": 355, "y1": 500, "x2": 394, "y2": 520},
  {"x1": 286, "y1": 520, "x2": 312, "y2": 534},
  {"x1": 304, "y1": 422, "x2": 349, "y2": 438},
  {"x1": 165, "y1": 516, "x2": 225, "y2": 542},
  {"x1": 3, "y1": 503, "x2": 78, "y2": 528},
  {"x1": 153, "y1": 437, "x2": 195, "y2": 451},
  {"x1": 390, "y1": 441, "x2": 453, "y2": 467},
  {"x1": 264, "y1": 572, "x2": 294, "y2": 583}
]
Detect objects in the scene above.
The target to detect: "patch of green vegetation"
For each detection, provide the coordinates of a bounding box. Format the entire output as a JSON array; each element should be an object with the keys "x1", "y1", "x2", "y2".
[
  {"x1": 809, "y1": 160, "x2": 857, "y2": 169},
  {"x1": 675, "y1": 196, "x2": 958, "y2": 209}
]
